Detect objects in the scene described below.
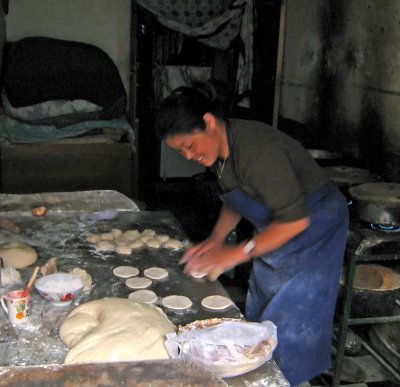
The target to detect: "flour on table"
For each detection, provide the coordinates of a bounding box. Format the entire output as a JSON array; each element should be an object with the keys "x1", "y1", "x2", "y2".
[
  {"x1": 126, "y1": 276, "x2": 152, "y2": 289},
  {"x1": 113, "y1": 266, "x2": 139, "y2": 278},
  {"x1": 201, "y1": 295, "x2": 233, "y2": 310},
  {"x1": 162, "y1": 295, "x2": 192, "y2": 310},
  {"x1": 59, "y1": 297, "x2": 176, "y2": 364},
  {"x1": 144, "y1": 267, "x2": 168, "y2": 280},
  {"x1": 128, "y1": 289, "x2": 158, "y2": 304}
]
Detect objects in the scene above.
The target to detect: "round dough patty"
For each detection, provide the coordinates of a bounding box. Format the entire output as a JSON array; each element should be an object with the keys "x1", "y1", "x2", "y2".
[
  {"x1": 126, "y1": 276, "x2": 152, "y2": 289},
  {"x1": 128, "y1": 289, "x2": 158, "y2": 304},
  {"x1": 113, "y1": 266, "x2": 139, "y2": 278},
  {"x1": 144, "y1": 267, "x2": 168, "y2": 280},
  {"x1": 162, "y1": 295, "x2": 192, "y2": 310},
  {"x1": 201, "y1": 295, "x2": 233, "y2": 310}
]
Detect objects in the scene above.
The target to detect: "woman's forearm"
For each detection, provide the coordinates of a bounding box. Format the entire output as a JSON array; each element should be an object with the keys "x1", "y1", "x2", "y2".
[{"x1": 210, "y1": 205, "x2": 242, "y2": 241}]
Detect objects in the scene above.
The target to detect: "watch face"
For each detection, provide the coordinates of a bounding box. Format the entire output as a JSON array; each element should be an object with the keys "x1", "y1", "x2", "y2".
[{"x1": 243, "y1": 240, "x2": 255, "y2": 254}]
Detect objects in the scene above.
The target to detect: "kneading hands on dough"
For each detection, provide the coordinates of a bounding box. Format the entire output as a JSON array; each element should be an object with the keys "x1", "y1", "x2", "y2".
[{"x1": 180, "y1": 205, "x2": 309, "y2": 281}]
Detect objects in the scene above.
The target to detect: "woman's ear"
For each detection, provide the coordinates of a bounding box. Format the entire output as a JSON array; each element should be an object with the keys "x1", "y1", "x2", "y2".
[{"x1": 203, "y1": 112, "x2": 216, "y2": 132}]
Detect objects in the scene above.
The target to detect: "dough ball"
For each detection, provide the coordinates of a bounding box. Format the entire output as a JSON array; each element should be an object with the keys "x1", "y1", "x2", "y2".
[
  {"x1": 142, "y1": 229, "x2": 156, "y2": 236},
  {"x1": 0, "y1": 242, "x2": 38, "y2": 269},
  {"x1": 71, "y1": 267, "x2": 92, "y2": 292},
  {"x1": 115, "y1": 244, "x2": 132, "y2": 255},
  {"x1": 124, "y1": 229, "x2": 140, "y2": 238},
  {"x1": 140, "y1": 235, "x2": 153, "y2": 243},
  {"x1": 115, "y1": 235, "x2": 137, "y2": 244},
  {"x1": 100, "y1": 232, "x2": 114, "y2": 241},
  {"x1": 110, "y1": 229, "x2": 123, "y2": 239},
  {"x1": 96, "y1": 240, "x2": 115, "y2": 252},
  {"x1": 164, "y1": 239, "x2": 182, "y2": 250},
  {"x1": 59, "y1": 297, "x2": 176, "y2": 364},
  {"x1": 146, "y1": 239, "x2": 162, "y2": 249},
  {"x1": 86, "y1": 234, "x2": 101, "y2": 244},
  {"x1": 155, "y1": 234, "x2": 170, "y2": 243},
  {"x1": 128, "y1": 240, "x2": 145, "y2": 249}
]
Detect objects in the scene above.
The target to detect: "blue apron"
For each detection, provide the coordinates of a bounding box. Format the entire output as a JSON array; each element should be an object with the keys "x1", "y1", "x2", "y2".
[{"x1": 218, "y1": 163, "x2": 349, "y2": 385}]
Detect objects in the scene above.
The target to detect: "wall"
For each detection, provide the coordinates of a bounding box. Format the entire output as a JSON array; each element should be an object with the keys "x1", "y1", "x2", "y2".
[
  {"x1": 280, "y1": 0, "x2": 400, "y2": 181},
  {"x1": 0, "y1": 1, "x2": 6, "y2": 74},
  {"x1": 6, "y1": 0, "x2": 131, "y2": 95}
]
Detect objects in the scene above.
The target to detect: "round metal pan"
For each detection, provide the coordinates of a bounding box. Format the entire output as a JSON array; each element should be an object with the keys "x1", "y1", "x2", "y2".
[{"x1": 349, "y1": 183, "x2": 400, "y2": 225}]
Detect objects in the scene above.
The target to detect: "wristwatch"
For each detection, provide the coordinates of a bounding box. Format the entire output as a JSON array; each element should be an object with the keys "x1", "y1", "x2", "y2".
[{"x1": 243, "y1": 239, "x2": 256, "y2": 256}]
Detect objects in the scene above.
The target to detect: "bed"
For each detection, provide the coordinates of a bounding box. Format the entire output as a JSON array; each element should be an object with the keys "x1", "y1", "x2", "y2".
[{"x1": 0, "y1": 36, "x2": 137, "y2": 197}]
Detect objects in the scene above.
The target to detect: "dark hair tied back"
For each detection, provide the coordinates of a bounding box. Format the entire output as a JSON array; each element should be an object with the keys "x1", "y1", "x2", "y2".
[{"x1": 155, "y1": 86, "x2": 221, "y2": 139}]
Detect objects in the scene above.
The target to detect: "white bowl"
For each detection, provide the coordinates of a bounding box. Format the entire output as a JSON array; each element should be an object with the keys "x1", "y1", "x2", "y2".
[{"x1": 35, "y1": 272, "x2": 84, "y2": 306}]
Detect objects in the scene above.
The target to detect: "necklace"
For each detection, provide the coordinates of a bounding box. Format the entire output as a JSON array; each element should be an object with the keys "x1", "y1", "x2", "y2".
[{"x1": 218, "y1": 156, "x2": 227, "y2": 179}]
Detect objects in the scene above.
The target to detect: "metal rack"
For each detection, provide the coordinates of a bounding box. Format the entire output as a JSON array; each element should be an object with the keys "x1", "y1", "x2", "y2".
[{"x1": 332, "y1": 227, "x2": 400, "y2": 386}]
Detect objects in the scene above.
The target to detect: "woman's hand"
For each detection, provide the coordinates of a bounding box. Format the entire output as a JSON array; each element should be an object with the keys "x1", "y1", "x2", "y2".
[{"x1": 183, "y1": 244, "x2": 249, "y2": 282}]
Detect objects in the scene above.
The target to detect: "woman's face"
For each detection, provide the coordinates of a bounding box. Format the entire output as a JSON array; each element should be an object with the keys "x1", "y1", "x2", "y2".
[{"x1": 165, "y1": 127, "x2": 220, "y2": 167}]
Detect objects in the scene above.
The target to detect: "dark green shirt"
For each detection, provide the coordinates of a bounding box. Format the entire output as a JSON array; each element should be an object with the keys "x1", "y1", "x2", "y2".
[{"x1": 217, "y1": 119, "x2": 331, "y2": 222}]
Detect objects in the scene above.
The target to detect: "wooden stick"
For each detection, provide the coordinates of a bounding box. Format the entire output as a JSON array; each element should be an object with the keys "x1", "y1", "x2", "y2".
[{"x1": 24, "y1": 266, "x2": 40, "y2": 296}]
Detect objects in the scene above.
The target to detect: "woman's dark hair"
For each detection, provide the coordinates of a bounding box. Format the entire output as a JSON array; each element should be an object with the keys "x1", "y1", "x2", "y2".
[{"x1": 155, "y1": 86, "x2": 223, "y2": 139}]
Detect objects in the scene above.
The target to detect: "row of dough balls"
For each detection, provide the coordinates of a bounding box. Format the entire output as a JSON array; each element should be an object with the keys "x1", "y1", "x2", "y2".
[{"x1": 86, "y1": 228, "x2": 183, "y2": 255}]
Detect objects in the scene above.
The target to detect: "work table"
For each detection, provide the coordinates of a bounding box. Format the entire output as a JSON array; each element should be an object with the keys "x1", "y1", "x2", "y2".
[{"x1": 0, "y1": 191, "x2": 288, "y2": 386}]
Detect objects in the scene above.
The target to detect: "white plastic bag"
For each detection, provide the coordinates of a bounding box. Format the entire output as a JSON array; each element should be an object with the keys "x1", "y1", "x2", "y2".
[{"x1": 165, "y1": 318, "x2": 277, "y2": 378}]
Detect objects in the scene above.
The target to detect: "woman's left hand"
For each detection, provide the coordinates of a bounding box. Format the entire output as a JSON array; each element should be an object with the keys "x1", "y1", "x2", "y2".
[{"x1": 183, "y1": 244, "x2": 249, "y2": 281}]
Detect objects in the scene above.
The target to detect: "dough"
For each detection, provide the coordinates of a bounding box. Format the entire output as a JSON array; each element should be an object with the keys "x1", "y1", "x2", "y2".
[
  {"x1": 96, "y1": 240, "x2": 114, "y2": 251},
  {"x1": 101, "y1": 232, "x2": 114, "y2": 241},
  {"x1": 146, "y1": 239, "x2": 162, "y2": 249},
  {"x1": 115, "y1": 235, "x2": 136, "y2": 244},
  {"x1": 110, "y1": 229, "x2": 123, "y2": 238},
  {"x1": 115, "y1": 244, "x2": 132, "y2": 255},
  {"x1": 113, "y1": 266, "x2": 139, "y2": 278},
  {"x1": 140, "y1": 235, "x2": 153, "y2": 243},
  {"x1": 155, "y1": 234, "x2": 170, "y2": 243},
  {"x1": 191, "y1": 271, "x2": 208, "y2": 279},
  {"x1": 162, "y1": 295, "x2": 192, "y2": 310},
  {"x1": 128, "y1": 240, "x2": 145, "y2": 249},
  {"x1": 142, "y1": 229, "x2": 156, "y2": 236},
  {"x1": 164, "y1": 239, "x2": 182, "y2": 250},
  {"x1": 201, "y1": 295, "x2": 233, "y2": 310},
  {"x1": 124, "y1": 229, "x2": 140, "y2": 237},
  {"x1": 59, "y1": 297, "x2": 175, "y2": 364},
  {"x1": 128, "y1": 289, "x2": 158, "y2": 304},
  {"x1": 144, "y1": 267, "x2": 168, "y2": 280},
  {"x1": 126, "y1": 276, "x2": 152, "y2": 289},
  {"x1": 71, "y1": 267, "x2": 92, "y2": 292},
  {"x1": 0, "y1": 242, "x2": 38, "y2": 269},
  {"x1": 86, "y1": 234, "x2": 101, "y2": 244}
]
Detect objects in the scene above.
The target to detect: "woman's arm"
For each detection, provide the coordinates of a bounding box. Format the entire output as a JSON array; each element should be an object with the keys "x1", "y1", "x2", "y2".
[{"x1": 183, "y1": 215, "x2": 311, "y2": 281}]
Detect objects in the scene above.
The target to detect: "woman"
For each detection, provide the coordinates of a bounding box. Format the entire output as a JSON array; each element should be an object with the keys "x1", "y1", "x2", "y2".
[{"x1": 155, "y1": 86, "x2": 349, "y2": 385}]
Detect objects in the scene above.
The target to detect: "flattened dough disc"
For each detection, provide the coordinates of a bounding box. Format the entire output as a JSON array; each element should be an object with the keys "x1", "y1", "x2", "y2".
[
  {"x1": 162, "y1": 295, "x2": 192, "y2": 310},
  {"x1": 126, "y1": 276, "x2": 152, "y2": 289},
  {"x1": 113, "y1": 266, "x2": 139, "y2": 278},
  {"x1": 201, "y1": 295, "x2": 233, "y2": 310},
  {"x1": 128, "y1": 290, "x2": 158, "y2": 304},
  {"x1": 144, "y1": 267, "x2": 168, "y2": 280}
]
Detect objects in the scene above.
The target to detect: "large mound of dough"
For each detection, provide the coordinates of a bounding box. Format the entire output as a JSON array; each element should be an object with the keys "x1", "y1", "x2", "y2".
[
  {"x1": 59, "y1": 297, "x2": 176, "y2": 364},
  {"x1": 0, "y1": 242, "x2": 38, "y2": 268}
]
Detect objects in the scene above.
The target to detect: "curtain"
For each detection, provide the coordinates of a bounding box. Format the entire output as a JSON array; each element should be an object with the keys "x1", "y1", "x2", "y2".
[{"x1": 137, "y1": 0, "x2": 254, "y2": 95}]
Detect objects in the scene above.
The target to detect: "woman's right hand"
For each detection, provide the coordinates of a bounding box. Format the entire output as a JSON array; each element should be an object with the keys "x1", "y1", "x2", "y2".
[{"x1": 179, "y1": 236, "x2": 224, "y2": 265}]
